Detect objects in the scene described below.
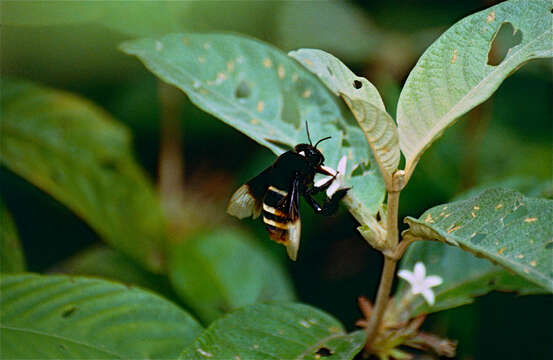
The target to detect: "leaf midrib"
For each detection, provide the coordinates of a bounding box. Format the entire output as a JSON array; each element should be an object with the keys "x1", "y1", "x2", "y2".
[{"x1": 1, "y1": 324, "x2": 124, "y2": 358}]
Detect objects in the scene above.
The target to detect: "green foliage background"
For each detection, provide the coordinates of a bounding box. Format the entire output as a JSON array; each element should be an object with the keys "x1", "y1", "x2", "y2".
[{"x1": 1, "y1": 1, "x2": 551, "y2": 359}]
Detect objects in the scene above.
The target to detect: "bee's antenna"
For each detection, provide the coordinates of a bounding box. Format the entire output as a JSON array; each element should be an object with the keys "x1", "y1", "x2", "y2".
[
  {"x1": 315, "y1": 136, "x2": 332, "y2": 148},
  {"x1": 305, "y1": 121, "x2": 313, "y2": 145}
]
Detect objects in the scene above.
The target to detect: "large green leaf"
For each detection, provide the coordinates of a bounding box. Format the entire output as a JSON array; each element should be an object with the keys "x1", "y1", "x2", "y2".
[
  {"x1": 0, "y1": 200, "x2": 26, "y2": 273},
  {"x1": 397, "y1": 0, "x2": 553, "y2": 176},
  {"x1": 53, "y1": 246, "x2": 176, "y2": 301},
  {"x1": 169, "y1": 229, "x2": 296, "y2": 324},
  {"x1": 120, "y1": 33, "x2": 385, "y2": 228},
  {"x1": 0, "y1": 273, "x2": 202, "y2": 359},
  {"x1": 404, "y1": 188, "x2": 553, "y2": 291},
  {"x1": 180, "y1": 303, "x2": 365, "y2": 360},
  {"x1": 0, "y1": 79, "x2": 167, "y2": 272},
  {"x1": 394, "y1": 241, "x2": 545, "y2": 318},
  {"x1": 289, "y1": 49, "x2": 399, "y2": 183}
]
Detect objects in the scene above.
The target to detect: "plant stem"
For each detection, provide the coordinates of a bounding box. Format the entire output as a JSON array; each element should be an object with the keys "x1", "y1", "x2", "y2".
[{"x1": 364, "y1": 189, "x2": 401, "y2": 350}]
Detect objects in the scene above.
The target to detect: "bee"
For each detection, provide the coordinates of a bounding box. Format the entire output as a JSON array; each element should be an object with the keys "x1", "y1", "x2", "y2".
[{"x1": 227, "y1": 123, "x2": 349, "y2": 260}]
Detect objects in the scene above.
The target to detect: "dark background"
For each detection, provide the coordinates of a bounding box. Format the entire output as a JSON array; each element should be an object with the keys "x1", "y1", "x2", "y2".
[{"x1": 2, "y1": 1, "x2": 551, "y2": 359}]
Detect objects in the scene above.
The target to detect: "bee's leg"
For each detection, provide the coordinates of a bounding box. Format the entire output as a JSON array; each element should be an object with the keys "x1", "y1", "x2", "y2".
[
  {"x1": 311, "y1": 175, "x2": 335, "y2": 195},
  {"x1": 320, "y1": 188, "x2": 349, "y2": 216},
  {"x1": 303, "y1": 192, "x2": 323, "y2": 214}
]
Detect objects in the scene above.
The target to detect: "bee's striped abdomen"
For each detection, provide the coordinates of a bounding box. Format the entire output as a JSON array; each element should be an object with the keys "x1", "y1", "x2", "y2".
[{"x1": 262, "y1": 186, "x2": 292, "y2": 243}]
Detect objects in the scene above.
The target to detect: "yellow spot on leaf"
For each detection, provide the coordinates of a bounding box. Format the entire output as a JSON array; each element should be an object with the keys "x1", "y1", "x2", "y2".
[
  {"x1": 447, "y1": 225, "x2": 461, "y2": 233},
  {"x1": 302, "y1": 89, "x2": 312, "y2": 98},
  {"x1": 315, "y1": 355, "x2": 321, "y2": 360},
  {"x1": 303, "y1": 59, "x2": 313, "y2": 66},
  {"x1": 497, "y1": 247, "x2": 506, "y2": 255},
  {"x1": 444, "y1": 213, "x2": 451, "y2": 218},
  {"x1": 516, "y1": 254, "x2": 524, "y2": 259},
  {"x1": 197, "y1": 348, "x2": 213, "y2": 357},
  {"x1": 425, "y1": 214, "x2": 434, "y2": 223},
  {"x1": 277, "y1": 65, "x2": 286, "y2": 79},
  {"x1": 443, "y1": 206, "x2": 448, "y2": 210},
  {"x1": 523, "y1": 267, "x2": 529, "y2": 273},
  {"x1": 252, "y1": 344, "x2": 259, "y2": 350},
  {"x1": 530, "y1": 239, "x2": 535, "y2": 244},
  {"x1": 263, "y1": 58, "x2": 272, "y2": 68},
  {"x1": 203, "y1": 42, "x2": 211, "y2": 50},
  {"x1": 300, "y1": 320, "x2": 311, "y2": 328},
  {"x1": 530, "y1": 260, "x2": 537, "y2": 267},
  {"x1": 486, "y1": 11, "x2": 496, "y2": 24},
  {"x1": 496, "y1": 203, "x2": 503, "y2": 210},
  {"x1": 198, "y1": 56, "x2": 205, "y2": 63},
  {"x1": 292, "y1": 73, "x2": 299, "y2": 82},
  {"x1": 451, "y1": 49, "x2": 458, "y2": 64},
  {"x1": 473, "y1": 205, "x2": 480, "y2": 211},
  {"x1": 329, "y1": 326, "x2": 341, "y2": 333},
  {"x1": 235, "y1": 356, "x2": 241, "y2": 360},
  {"x1": 257, "y1": 101, "x2": 264, "y2": 113},
  {"x1": 182, "y1": 37, "x2": 190, "y2": 46},
  {"x1": 524, "y1": 217, "x2": 537, "y2": 223},
  {"x1": 471, "y1": 212, "x2": 476, "y2": 218},
  {"x1": 251, "y1": 118, "x2": 260, "y2": 125},
  {"x1": 226, "y1": 61, "x2": 235, "y2": 72}
]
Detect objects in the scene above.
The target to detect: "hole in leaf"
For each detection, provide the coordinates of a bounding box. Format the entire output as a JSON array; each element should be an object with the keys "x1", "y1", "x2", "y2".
[
  {"x1": 235, "y1": 81, "x2": 251, "y2": 99},
  {"x1": 61, "y1": 305, "x2": 77, "y2": 318},
  {"x1": 353, "y1": 80, "x2": 362, "y2": 89},
  {"x1": 376, "y1": 212, "x2": 381, "y2": 222},
  {"x1": 351, "y1": 161, "x2": 370, "y2": 177},
  {"x1": 487, "y1": 22, "x2": 522, "y2": 66},
  {"x1": 315, "y1": 347, "x2": 333, "y2": 357},
  {"x1": 544, "y1": 241, "x2": 553, "y2": 250}
]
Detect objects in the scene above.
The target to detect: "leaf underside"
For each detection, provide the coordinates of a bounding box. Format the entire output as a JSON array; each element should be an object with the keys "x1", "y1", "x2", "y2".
[
  {"x1": 120, "y1": 33, "x2": 385, "y2": 219},
  {"x1": 0, "y1": 274, "x2": 202, "y2": 359},
  {"x1": 397, "y1": 0, "x2": 553, "y2": 172},
  {"x1": 180, "y1": 303, "x2": 365, "y2": 360},
  {"x1": 404, "y1": 188, "x2": 553, "y2": 292}
]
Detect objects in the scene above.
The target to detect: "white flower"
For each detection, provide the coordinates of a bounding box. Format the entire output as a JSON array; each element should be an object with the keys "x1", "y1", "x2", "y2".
[
  {"x1": 314, "y1": 155, "x2": 347, "y2": 197},
  {"x1": 398, "y1": 262, "x2": 442, "y2": 306}
]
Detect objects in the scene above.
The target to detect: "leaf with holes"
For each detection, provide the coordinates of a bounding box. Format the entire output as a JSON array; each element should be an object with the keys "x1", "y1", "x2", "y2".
[
  {"x1": 0, "y1": 273, "x2": 202, "y2": 359},
  {"x1": 0, "y1": 200, "x2": 26, "y2": 273},
  {"x1": 169, "y1": 229, "x2": 296, "y2": 323},
  {"x1": 394, "y1": 241, "x2": 546, "y2": 319},
  {"x1": 120, "y1": 33, "x2": 386, "y2": 228},
  {"x1": 290, "y1": 49, "x2": 399, "y2": 183},
  {"x1": 404, "y1": 188, "x2": 553, "y2": 291},
  {"x1": 179, "y1": 303, "x2": 365, "y2": 360},
  {"x1": 54, "y1": 246, "x2": 176, "y2": 301},
  {"x1": 397, "y1": 0, "x2": 553, "y2": 177},
  {"x1": 0, "y1": 79, "x2": 167, "y2": 272}
]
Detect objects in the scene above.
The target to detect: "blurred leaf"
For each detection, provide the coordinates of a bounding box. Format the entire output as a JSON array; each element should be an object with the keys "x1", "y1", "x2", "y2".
[
  {"x1": 397, "y1": 0, "x2": 553, "y2": 175},
  {"x1": 275, "y1": 1, "x2": 379, "y2": 62},
  {"x1": 169, "y1": 229, "x2": 296, "y2": 323},
  {"x1": 395, "y1": 241, "x2": 545, "y2": 318},
  {"x1": 180, "y1": 303, "x2": 365, "y2": 360},
  {"x1": 53, "y1": 246, "x2": 175, "y2": 300},
  {"x1": 453, "y1": 176, "x2": 553, "y2": 201},
  {"x1": 0, "y1": 79, "x2": 167, "y2": 272},
  {"x1": 1, "y1": 273, "x2": 202, "y2": 359},
  {"x1": 290, "y1": 49, "x2": 399, "y2": 182},
  {"x1": 1, "y1": 0, "x2": 180, "y2": 36},
  {"x1": 404, "y1": 188, "x2": 553, "y2": 291},
  {"x1": 121, "y1": 33, "x2": 385, "y2": 218},
  {"x1": 0, "y1": 199, "x2": 26, "y2": 273}
]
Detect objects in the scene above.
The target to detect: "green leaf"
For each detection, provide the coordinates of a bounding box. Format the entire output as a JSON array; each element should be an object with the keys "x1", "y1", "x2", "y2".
[
  {"x1": 404, "y1": 188, "x2": 553, "y2": 291},
  {"x1": 169, "y1": 229, "x2": 296, "y2": 324},
  {"x1": 0, "y1": 79, "x2": 167, "y2": 272},
  {"x1": 120, "y1": 33, "x2": 385, "y2": 220},
  {"x1": 0, "y1": 200, "x2": 26, "y2": 273},
  {"x1": 0, "y1": 273, "x2": 202, "y2": 359},
  {"x1": 397, "y1": 0, "x2": 553, "y2": 175},
  {"x1": 289, "y1": 49, "x2": 399, "y2": 183},
  {"x1": 53, "y1": 246, "x2": 176, "y2": 301},
  {"x1": 395, "y1": 241, "x2": 545, "y2": 317},
  {"x1": 180, "y1": 303, "x2": 365, "y2": 360}
]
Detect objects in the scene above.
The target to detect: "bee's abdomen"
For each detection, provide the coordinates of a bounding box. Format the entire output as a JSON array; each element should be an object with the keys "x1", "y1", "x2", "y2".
[{"x1": 263, "y1": 186, "x2": 291, "y2": 243}]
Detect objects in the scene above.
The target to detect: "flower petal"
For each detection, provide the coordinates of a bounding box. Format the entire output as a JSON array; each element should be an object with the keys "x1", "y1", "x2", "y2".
[
  {"x1": 398, "y1": 270, "x2": 415, "y2": 285},
  {"x1": 424, "y1": 275, "x2": 443, "y2": 288},
  {"x1": 314, "y1": 176, "x2": 332, "y2": 188},
  {"x1": 414, "y1": 262, "x2": 426, "y2": 280},
  {"x1": 326, "y1": 180, "x2": 340, "y2": 198},
  {"x1": 421, "y1": 288, "x2": 436, "y2": 306},
  {"x1": 320, "y1": 165, "x2": 337, "y2": 176},
  {"x1": 337, "y1": 155, "x2": 347, "y2": 174}
]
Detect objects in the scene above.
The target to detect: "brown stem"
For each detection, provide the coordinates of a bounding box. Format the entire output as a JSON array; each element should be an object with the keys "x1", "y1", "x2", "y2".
[{"x1": 364, "y1": 188, "x2": 401, "y2": 351}]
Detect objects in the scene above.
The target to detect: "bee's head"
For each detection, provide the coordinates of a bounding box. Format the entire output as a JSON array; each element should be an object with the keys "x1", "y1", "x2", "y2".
[{"x1": 295, "y1": 143, "x2": 325, "y2": 167}]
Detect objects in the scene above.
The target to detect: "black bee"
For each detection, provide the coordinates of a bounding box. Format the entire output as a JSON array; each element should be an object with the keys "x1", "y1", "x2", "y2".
[{"x1": 227, "y1": 124, "x2": 349, "y2": 260}]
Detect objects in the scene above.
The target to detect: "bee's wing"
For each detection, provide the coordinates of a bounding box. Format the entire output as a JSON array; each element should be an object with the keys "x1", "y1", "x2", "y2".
[
  {"x1": 284, "y1": 182, "x2": 301, "y2": 261},
  {"x1": 227, "y1": 167, "x2": 271, "y2": 219}
]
